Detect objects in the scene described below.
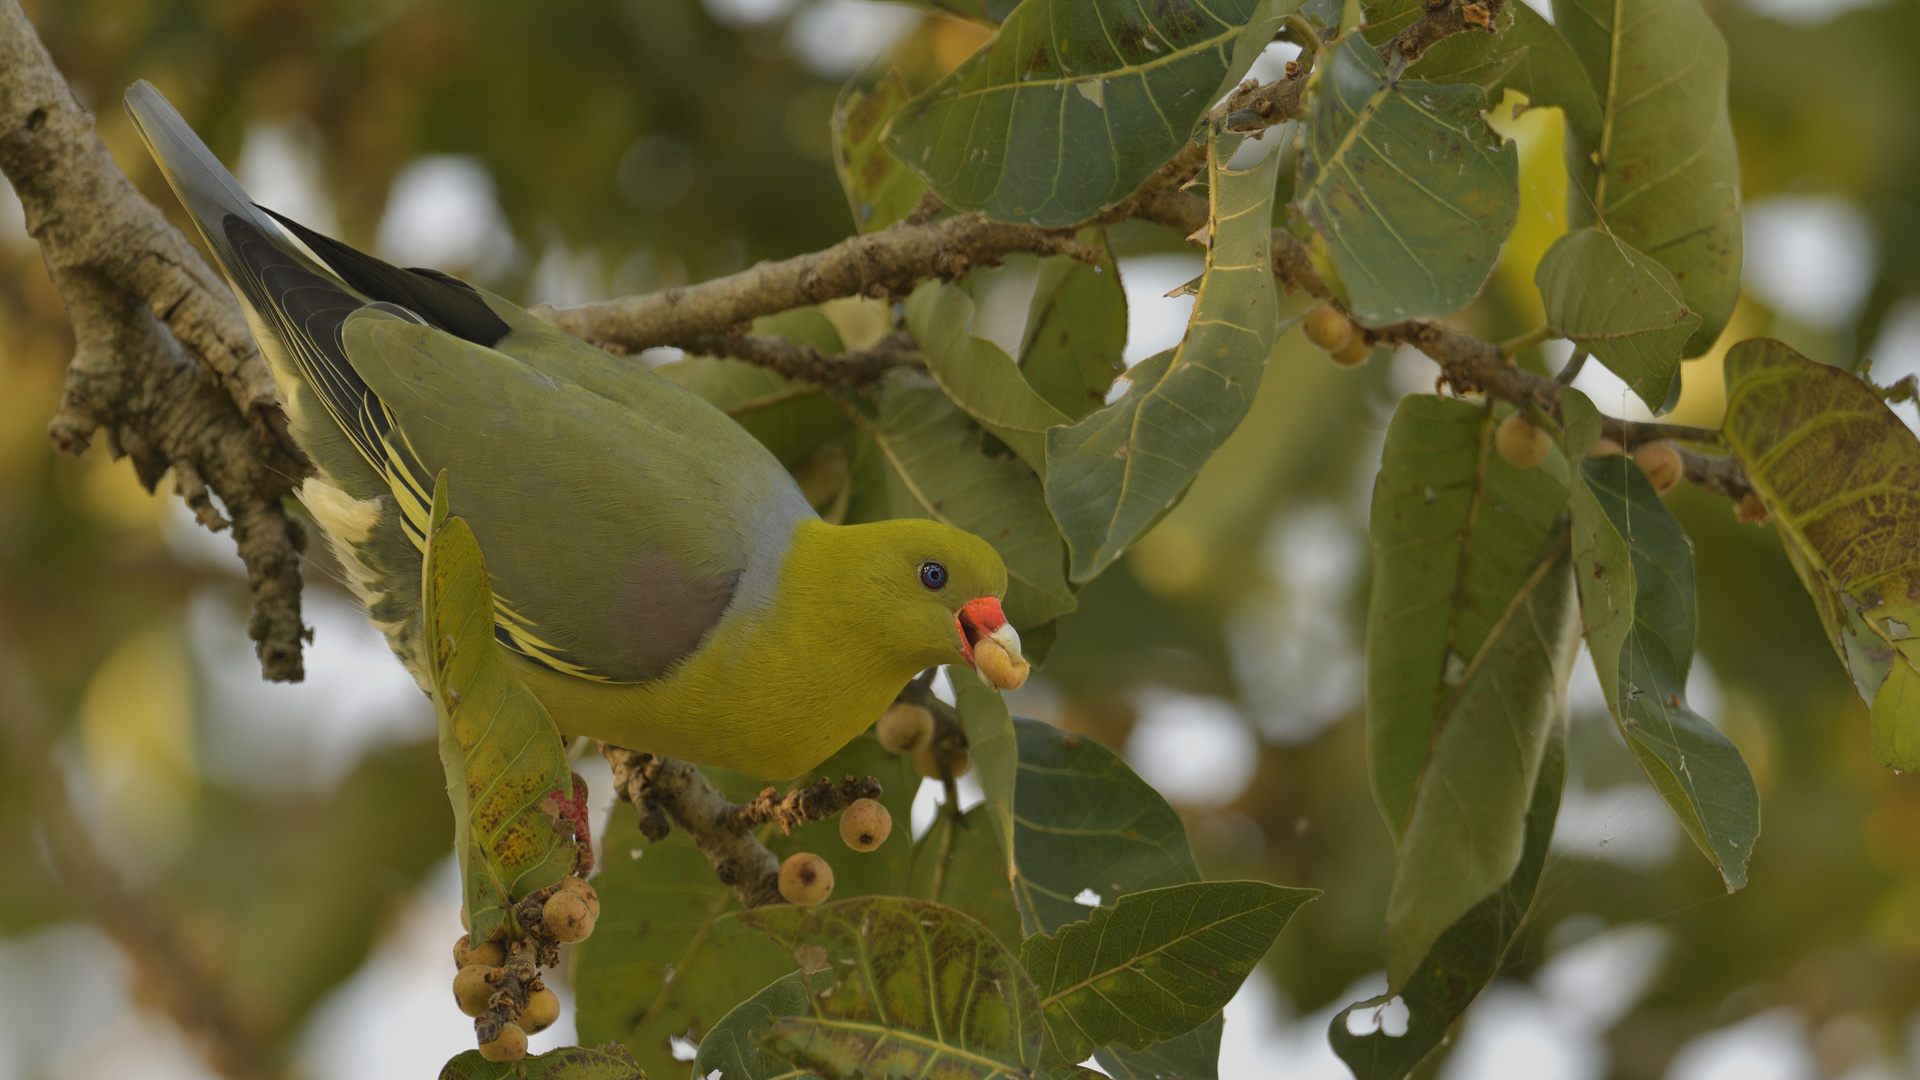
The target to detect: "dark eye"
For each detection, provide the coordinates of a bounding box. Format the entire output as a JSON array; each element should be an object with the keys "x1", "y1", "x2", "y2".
[{"x1": 919, "y1": 560, "x2": 948, "y2": 590}]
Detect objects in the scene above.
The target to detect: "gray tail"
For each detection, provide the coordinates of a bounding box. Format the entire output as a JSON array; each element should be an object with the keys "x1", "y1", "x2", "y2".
[{"x1": 123, "y1": 80, "x2": 332, "y2": 293}]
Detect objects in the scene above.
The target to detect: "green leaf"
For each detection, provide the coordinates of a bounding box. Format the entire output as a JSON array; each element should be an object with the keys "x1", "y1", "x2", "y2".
[
  {"x1": 883, "y1": 0, "x2": 1289, "y2": 226},
  {"x1": 953, "y1": 663, "x2": 1021, "y2": 870},
  {"x1": 738, "y1": 896, "x2": 1045, "y2": 1079},
  {"x1": 909, "y1": 804, "x2": 1025, "y2": 949},
  {"x1": 570, "y1": 813, "x2": 793, "y2": 1075},
  {"x1": 660, "y1": 307, "x2": 849, "y2": 468},
  {"x1": 1721, "y1": 339, "x2": 1920, "y2": 769},
  {"x1": 1011, "y1": 719, "x2": 1200, "y2": 936},
  {"x1": 1563, "y1": 391, "x2": 1759, "y2": 888},
  {"x1": 1019, "y1": 232, "x2": 1129, "y2": 420},
  {"x1": 439, "y1": 1044, "x2": 646, "y2": 1080},
  {"x1": 1021, "y1": 881, "x2": 1316, "y2": 1066},
  {"x1": 1537, "y1": 228, "x2": 1701, "y2": 413},
  {"x1": 1382, "y1": 524, "x2": 1579, "y2": 988},
  {"x1": 1011, "y1": 720, "x2": 1221, "y2": 1079},
  {"x1": 1046, "y1": 131, "x2": 1286, "y2": 582},
  {"x1": 1360, "y1": 0, "x2": 1602, "y2": 141},
  {"x1": 1554, "y1": 0, "x2": 1741, "y2": 354},
  {"x1": 907, "y1": 280, "x2": 1072, "y2": 475},
  {"x1": 695, "y1": 970, "x2": 820, "y2": 1080},
  {"x1": 1330, "y1": 721, "x2": 1566, "y2": 1080},
  {"x1": 1293, "y1": 35, "x2": 1519, "y2": 325},
  {"x1": 1096, "y1": 1020, "x2": 1223, "y2": 1080},
  {"x1": 860, "y1": 382, "x2": 1077, "y2": 627},
  {"x1": 1364, "y1": 396, "x2": 1572, "y2": 848},
  {"x1": 833, "y1": 70, "x2": 927, "y2": 234},
  {"x1": 423, "y1": 476, "x2": 575, "y2": 947}
]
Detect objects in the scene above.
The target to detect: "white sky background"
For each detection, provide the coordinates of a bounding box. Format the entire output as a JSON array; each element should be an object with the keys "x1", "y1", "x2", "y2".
[{"x1": 4, "y1": 2, "x2": 1917, "y2": 1076}]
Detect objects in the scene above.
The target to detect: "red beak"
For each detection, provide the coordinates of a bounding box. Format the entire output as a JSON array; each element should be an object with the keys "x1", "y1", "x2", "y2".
[{"x1": 954, "y1": 596, "x2": 1008, "y2": 667}]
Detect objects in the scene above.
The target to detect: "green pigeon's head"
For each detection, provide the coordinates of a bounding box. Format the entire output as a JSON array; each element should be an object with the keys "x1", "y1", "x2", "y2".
[{"x1": 807, "y1": 517, "x2": 1027, "y2": 689}]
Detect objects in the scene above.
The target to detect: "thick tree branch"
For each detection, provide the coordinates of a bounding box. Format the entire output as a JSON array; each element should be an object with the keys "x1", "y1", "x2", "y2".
[
  {"x1": 600, "y1": 744, "x2": 881, "y2": 909},
  {"x1": 1, "y1": 0, "x2": 310, "y2": 680},
  {"x1": 534, "y1": 217, "x2": 1102, "y2": 355}
]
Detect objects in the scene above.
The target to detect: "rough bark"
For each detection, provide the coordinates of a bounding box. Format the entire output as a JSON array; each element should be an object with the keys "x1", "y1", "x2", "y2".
[{"x1": 0, "y1": 0, "x2": 310, "y2": 680}]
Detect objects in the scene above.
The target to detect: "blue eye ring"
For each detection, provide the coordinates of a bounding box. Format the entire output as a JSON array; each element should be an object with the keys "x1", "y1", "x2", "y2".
[{"x1": 919, "y1": 560, "x2": 948, "y2": 590}]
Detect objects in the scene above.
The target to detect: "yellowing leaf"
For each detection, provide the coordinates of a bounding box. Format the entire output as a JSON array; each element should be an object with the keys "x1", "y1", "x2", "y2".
[
  {"x1": 1721, "y1": 339, "x2": 1920, "y2": 768},
  {"x1": 424, "y1": 475, "x2": 576, "y2": 945}
]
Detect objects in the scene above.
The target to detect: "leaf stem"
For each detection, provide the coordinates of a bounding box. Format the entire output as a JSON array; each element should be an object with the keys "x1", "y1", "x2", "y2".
[
  {"x1": 1554, "y1": 347, "x2": 1590, "y2": 385},
  {"x1": 1498, "y1": 325, "x2": 1556, "y2": 358}
]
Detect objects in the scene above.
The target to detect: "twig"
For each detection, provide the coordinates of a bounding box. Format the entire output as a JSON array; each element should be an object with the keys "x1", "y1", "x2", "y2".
[
  {"x1": 1380, "y1": 0, "x2": 1505, "y2": 80},
  {"x1": 0, "y1": 630, "x2": 285, "y2": 1080},
  {"x1": 688, "y1": 330, "x2": 921, "y2": 389},
  {"x1": 473, "y1": 897, "x2": 561, "y2": 1047},
  {"x1": 1555, "y1": 347, "x2": 1590, "y2": 385},
  {"x1": 0, "y1": 0, "x2": 310, "y2": 681},
  {"x1": 600, "y1": 744, "x2": 881, "y2": 908}
]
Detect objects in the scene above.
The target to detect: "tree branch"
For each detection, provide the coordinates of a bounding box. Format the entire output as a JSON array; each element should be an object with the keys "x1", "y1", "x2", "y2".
[
  {"x1": 534, "y1": 217, "x2": 1102, "y2": 355},
  {"x1": 599, "y1": 744, "x2": 881, "y2": 909},
  {"x1": 688, "y1": 330, "x2": 922, "y2": 389},
  {"x1": 1, "y1": 0, "x2": 310, "y2": 680}
]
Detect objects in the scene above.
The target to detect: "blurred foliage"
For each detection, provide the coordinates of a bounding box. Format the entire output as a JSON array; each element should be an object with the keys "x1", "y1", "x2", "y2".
[{"x1": 4, "y1": 0, "x2": 1920, "y2": 1078}]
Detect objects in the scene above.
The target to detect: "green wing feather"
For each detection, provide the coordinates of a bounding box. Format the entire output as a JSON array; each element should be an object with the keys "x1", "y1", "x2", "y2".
[{"x1": 125, "y1": 80, "x2": 813, "y2": 685}]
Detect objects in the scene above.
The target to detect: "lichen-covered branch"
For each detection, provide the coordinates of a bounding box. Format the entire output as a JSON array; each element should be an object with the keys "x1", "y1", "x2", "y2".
[
  {"x1": 0, "y1": 0, "x2": 310, "y2": 680},
  {"x1": 600, "y1": 744, "x2": 879, "y2": 909}
]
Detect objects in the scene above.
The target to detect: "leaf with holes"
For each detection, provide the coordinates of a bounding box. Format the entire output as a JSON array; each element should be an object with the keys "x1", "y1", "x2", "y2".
[
  {"x1": 1563, "y1": 390, "x2": 1759, "y2": 888},
  {"x1": 1382, "y1": 523, "x2": 1578, "y2": 988},
  {"x1": 1010, "y1": 720, "x2": 1219, "y2": 1079},
  {"x1": 884, "y1": 0, "x2": 1289, "y2": 226},
  {"x1": 423, "y1": 476, "x2": 576, "y2": 947},
  {"x1": 1011, "y1": 719, "x2": 1199, "y2": 936},
  {"x1": 735, "y1": 897, "x2": 1044, "y2": 1079},
  {"x1": 1330, "y1": 722, "x2": 1565, "y2": 1080},
  {"x1": 834, "y1": 70, "x2": 927, "y2": 234},
  {"x1": 1045, "y1": 130, "x2": 1286, "y2": 582},
  {"x1": 1020, "y1": 231, "x2": 1129, "y2": 421},
  {"x1": 1722, "y1": 339, "x2": 1920, "y2": 768},
  {"x1": 860, "y1": 380, "x2": 1076, "y2": 628},
  {"x1": 1364, "y1": 396, "x2": 1572, "y2": 850},
  {"x1": 908, "y1": 280, "x2": 1071, "y2": 475},
  {"x1": 1554, "y1": 0, "x2": 1741, "y2": 354},
  {"x1": 1022, "y1": 880, "x2": 1316, "y2": 1066},
  {"x1": 1293, "y1": 34, "x2": 1518, "y2": 325},
  {"x1": 1537, "y1": 229, "x2": 1701, "y2": 412}
]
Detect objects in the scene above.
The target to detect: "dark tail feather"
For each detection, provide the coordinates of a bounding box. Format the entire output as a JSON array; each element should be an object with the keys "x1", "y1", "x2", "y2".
[{"x1": 124, "y1": 81, "x2": 507, "y2": 349}]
